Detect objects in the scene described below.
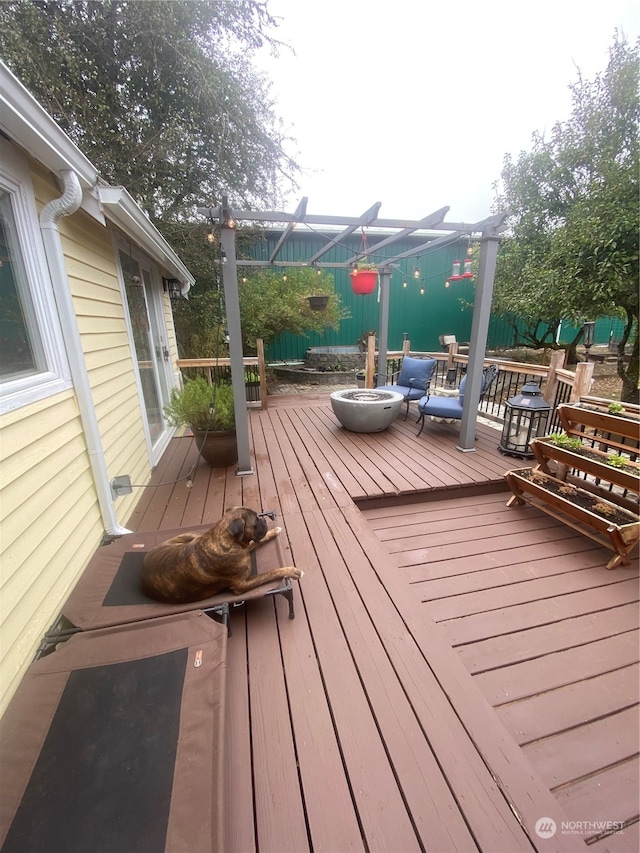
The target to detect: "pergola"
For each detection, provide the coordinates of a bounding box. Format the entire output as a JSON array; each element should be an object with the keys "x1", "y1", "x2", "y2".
[{"x1": 197, "y1": 198, "x2": 507, "y2": 474}]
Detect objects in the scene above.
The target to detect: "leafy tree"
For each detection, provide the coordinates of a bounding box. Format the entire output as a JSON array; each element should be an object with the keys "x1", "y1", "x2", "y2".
[
  {"x1": 0, "y1": 0, "x2": 296, "y2": 218},
  {"x1": 493, "y1": 34, "x2": 639, "y2": 401},
  {"x1": 238, "y1": 267, "x2": 350, "y2": 354},
  {"x1": 0, "y1": 0, "x2": 303, "y2": 359}
]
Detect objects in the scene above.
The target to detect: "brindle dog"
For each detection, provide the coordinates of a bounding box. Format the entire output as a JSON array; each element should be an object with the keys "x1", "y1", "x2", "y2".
[{"x1": 140, "y1": 507, "x2": 303, "y2": 603}]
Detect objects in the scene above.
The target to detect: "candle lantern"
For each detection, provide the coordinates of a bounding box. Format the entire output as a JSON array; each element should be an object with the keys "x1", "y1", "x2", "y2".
[
  {"x1": 583, "y1": 321, "x2": 596, "y2": 361},
  {"x1": 499, "y1": 381, "x2": 551, "y2": 458}
]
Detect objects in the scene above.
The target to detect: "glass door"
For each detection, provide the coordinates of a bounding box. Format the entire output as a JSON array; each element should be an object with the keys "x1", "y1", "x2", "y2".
[{"x1": 119, "y1": 249, "x2": 171, "y2": 449}]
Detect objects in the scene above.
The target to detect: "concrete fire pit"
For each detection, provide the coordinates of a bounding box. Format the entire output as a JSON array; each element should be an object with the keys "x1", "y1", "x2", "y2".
[{"x1": 330, "y1": 389, "x2": 404, "y2": 433}]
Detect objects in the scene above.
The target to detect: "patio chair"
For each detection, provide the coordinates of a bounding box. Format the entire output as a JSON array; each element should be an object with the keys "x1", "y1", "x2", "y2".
[
  {"x1": 416, "y1": 364, "x2": 499, "y2": 436},
  {"x1": 376, "y1": 356, "x2": 437, "y2": 419}
]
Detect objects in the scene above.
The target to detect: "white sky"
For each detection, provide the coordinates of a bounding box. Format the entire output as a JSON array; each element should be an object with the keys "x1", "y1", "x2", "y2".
[{"x1": 255, "y1": 0, "x2": 640, "y2": 223}]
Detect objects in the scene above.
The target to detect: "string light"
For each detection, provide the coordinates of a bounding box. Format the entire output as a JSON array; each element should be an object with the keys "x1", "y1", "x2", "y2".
[
  {"x1": 206, "y1": 227, "x2": 215, "y2": 244},
  {"x1": 413, "y1": 258, "x2": 421, "y2": 279}
]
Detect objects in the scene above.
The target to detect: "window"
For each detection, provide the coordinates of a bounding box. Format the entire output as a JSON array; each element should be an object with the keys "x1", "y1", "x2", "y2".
[{"x1": 0, "y1": 140, "x2": 70, "y2": 413}]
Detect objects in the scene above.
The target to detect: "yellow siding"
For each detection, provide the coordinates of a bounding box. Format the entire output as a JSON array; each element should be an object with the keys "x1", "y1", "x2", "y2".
[
  {"x1": 0, "y1": 391, "x2": 102, "y2": 713},
  {"x1": 0, "y1": 160, "x2": 181, "y2": 716}
]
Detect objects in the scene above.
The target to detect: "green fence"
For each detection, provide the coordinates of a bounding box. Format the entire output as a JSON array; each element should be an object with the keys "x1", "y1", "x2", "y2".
[{"x1": 243, "y1": 230, "x2": 623, "y2": 362}]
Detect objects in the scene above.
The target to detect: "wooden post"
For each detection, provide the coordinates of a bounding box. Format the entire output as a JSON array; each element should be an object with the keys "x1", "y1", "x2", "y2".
[
  {"x1": 543, "y1": 349, "x2": 566, "y2": 406},
  {"x1": 256, "y1": 338, "x2": 267, "y2": 410},
  {"x1": 570, "y1": 361, "x2": 595, "y2": 402},
  {"x1": 446, "y1": 341, "x2": 459, "y2": 375},
  {"x1": 366, "y1": 334, "x2": 376, "y2": 388},
  {"x1": 402, "y1": 337, "x2": 411, "y2": 355}
]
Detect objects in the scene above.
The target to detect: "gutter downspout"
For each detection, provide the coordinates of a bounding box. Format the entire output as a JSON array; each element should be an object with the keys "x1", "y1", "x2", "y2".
[{"x1": 40, "y1": 169, "x2": 130, "y2": 536}]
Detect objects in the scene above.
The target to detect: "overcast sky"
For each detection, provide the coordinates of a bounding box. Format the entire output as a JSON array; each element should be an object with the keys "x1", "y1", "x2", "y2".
[{"x1": 255, "y1": 0, "x2": 640, "y2": 224}]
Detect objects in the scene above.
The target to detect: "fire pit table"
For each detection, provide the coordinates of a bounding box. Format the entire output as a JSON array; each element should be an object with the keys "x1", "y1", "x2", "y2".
[{"x1": 330, "y1": 388, "x2": 404, "y2": 433}]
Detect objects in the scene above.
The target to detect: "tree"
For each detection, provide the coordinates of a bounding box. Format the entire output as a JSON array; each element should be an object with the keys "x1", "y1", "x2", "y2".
[
  {"x1": 238, "y1": 267, "x2": 350, "y2": 354},
  {"x1": 0, "y1": 0, "x2": 297, "y2": 218},
  {"x1": 493, "y1": 34, "x2": 639, "y2": 401}
]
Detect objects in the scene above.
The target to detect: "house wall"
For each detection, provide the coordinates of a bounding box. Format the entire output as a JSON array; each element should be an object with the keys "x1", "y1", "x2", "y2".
[{"x1": 0, "y1": 159, "x2": 158, "y2": 716}]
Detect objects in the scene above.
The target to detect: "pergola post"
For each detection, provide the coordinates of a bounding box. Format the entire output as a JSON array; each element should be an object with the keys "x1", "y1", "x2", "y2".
[
  {"x1": 377, "y1": 266, "x2": 392, "y2": 384},
  {"x1": 457, "y1": 227, "x2": 501, "y2": 451},
  {"x1": 219, "y1": 215, "x2": 253, "y2": 475}
]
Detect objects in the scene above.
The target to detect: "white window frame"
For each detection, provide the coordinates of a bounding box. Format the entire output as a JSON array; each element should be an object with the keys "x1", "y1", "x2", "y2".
[{"x1": 0, "y1": 139, "x2": 71, "y2": 414}]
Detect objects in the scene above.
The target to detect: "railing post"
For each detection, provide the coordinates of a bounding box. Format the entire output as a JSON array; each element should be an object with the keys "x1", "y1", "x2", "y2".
[
  {"x1": 446, "y1": 341, "x2": 459, "y2": 373},
  {"x1": 402, "y1": 336, "x2": 411, "y2": 355},
  {"x1": 544, "y1": 349, "x2": 565, "y2": 405},
  {"x1": 366, "y1": 334, "x2": 376, "y2": 388},
  {"x1": 256, "y1": 338, "x2": 267, "y2": 410},
  {"x1": 571, "y1": 361, "x2": 595, "y2": 402}
]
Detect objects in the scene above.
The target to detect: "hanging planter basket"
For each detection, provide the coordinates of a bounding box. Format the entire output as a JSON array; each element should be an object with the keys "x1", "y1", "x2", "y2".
[
  {"x1": 349, "y1": 269, "x2": 378, "y2": 295},
  {"x1": 307, "y1": 295, "x2": 330, "y2": 311}
]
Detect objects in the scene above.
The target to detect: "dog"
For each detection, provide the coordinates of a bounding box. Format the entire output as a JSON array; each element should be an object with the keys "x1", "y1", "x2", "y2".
[{"x1": 140, "y1": 507, "x2": 303, "y2": 603}]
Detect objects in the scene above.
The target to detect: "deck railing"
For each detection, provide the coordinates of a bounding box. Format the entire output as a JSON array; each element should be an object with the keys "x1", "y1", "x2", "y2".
[
  {"x1": 177, "y1": 337, "x2": 598, "y2": 427},
  {"x1": 176, "y1": 339, "x2": 268, "y2": 409},
  {"x1": 369, "y1": 340, "x2": 594, "y2": 431}
]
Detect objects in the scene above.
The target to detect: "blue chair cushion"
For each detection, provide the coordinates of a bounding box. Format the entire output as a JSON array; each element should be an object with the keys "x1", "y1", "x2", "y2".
[
  {"x1": 376, "y1": 383, "x2": 424, "y2": 401},
  {"x1": 458, "y1": 374, "x2": 467, "y2": 407},
  {"x1": 417, "y1": 394, "x2": 463, "y2": 419},
  {"x1": 397, "y1": 357, "x2": 436, "y2": 391}
]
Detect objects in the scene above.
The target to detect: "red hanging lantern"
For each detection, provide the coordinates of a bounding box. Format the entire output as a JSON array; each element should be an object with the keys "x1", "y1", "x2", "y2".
[{"x1": 349, "y1": 268, "x2": 378, "y2": 295}]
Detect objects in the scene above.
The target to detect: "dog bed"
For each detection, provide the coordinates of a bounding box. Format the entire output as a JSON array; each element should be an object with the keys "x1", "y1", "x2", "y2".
[
  {"x1": 0, "y1": 612, "x2": 227, "y2": 853},
  {"x1": 55, "y1": 521, "x2": 295, "y2": 641}
]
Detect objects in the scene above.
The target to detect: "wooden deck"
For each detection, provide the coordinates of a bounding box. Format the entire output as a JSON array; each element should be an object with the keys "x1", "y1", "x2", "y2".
[{"x1": 128, "y1": 393, "x2": 639, "y2": 853}]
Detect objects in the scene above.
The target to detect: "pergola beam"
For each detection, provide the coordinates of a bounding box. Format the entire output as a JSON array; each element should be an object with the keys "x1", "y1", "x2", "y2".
[
  {"x1": 268, "y1": 196, "x2": 308, "y2": 263},
  {"x1": 345, "y1": 206, "x2": 450, "y2": 265},
  {"x1": 306, "y1": 202, "x2": 382, "y2": 263}
]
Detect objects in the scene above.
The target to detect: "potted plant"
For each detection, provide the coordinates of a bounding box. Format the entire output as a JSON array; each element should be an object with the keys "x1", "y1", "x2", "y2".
[
  {"x1": 349, "y1": 261, "x2": 378, "y2": 295},
  {"x1": 164, "y1": 377, "x2": 237, "y2": 467},
  {"x1": 306, "y1": 295, "x2": 330, "y2": 311}
]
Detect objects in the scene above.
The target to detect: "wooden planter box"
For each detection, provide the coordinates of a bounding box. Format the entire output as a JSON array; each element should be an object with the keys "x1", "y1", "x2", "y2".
[
  {"x1": 556, "y1": 404, "x2": 640, "y2": 456},
  {"x1": 531, "y1": 437, "x2": 640, "y2": 497},
  {"x1": 505, "y1": 467, "x2": 639, "y2": 570}
]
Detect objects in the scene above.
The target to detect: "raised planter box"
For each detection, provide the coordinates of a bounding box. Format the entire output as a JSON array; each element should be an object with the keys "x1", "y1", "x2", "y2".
[
  {"x1": 505, "y1": 468, "x2": 639, "y2": 570},
  {"x1": 506, "y1": 404, "x2": 640, "y2": 570},
  {"x1": 531, "y1": 437, "x2": 640, "y2": 498},
  {"x1": 557, "y1": 404, "x2": 640, "y2": 456}
]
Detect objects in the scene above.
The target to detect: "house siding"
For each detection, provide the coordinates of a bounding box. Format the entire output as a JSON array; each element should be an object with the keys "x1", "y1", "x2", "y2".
[{"x1": 0, "y1": 161, "x2": 158, "y2": 716}]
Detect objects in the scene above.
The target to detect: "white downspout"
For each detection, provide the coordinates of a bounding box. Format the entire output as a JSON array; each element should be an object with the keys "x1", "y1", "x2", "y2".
[{"x1": 40, "y1": 170, "x2": 130, "y2": 537}]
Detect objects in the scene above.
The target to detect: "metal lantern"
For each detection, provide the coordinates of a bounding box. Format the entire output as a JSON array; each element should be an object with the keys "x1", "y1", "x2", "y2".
[
  {"x1": 583, "y1": 320, "x2": 596, "y2": 361},
  {"x1": 162, "y1": 277, "x2": 183, "y2": 299},
  {"x1": 499, "y1": 381, "x2": 551, "y2": 458}
]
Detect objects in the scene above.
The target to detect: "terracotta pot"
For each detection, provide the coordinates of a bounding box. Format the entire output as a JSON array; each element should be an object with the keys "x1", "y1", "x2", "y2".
[
  {"x1": 192, "y1": 428, "x2": 238, "y2": 467},
  {"x1": 349, "y1": 269, "x2": 378, "y2": 295}
]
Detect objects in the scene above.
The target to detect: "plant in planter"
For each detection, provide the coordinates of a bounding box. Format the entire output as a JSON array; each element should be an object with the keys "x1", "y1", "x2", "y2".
[
  {"x1": 349, "y1": 260, "x2": 379, "y2": 295},
  {"x1": 164, "y1": 377, "x2": 237, "y2": 467},
  {"x1": 548, "y1": 432, "x2": 583, "y2": 451}
]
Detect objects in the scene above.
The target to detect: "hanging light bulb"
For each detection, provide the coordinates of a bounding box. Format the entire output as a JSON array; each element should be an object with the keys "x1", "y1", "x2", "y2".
[
  {"x1": 420, "y1": 286, "x2": 425, "y2": 295},
  {"x1": 206, "y1": 227, "x2": 215, "y2": 244},
  {"x1": 282, "y1": 273, "x2": 287, "y2": 281},
  {"x1": 413, "y1": 259, "x2": 421, "y2": 279},
  {"x1": 403, "y1": 280, "x2": 407, "y2": 288}
]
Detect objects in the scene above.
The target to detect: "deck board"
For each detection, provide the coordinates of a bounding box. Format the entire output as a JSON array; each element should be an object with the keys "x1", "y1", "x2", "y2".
[{"x1": 115, "y1": 392, "x2": 640, "y2": 851}]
